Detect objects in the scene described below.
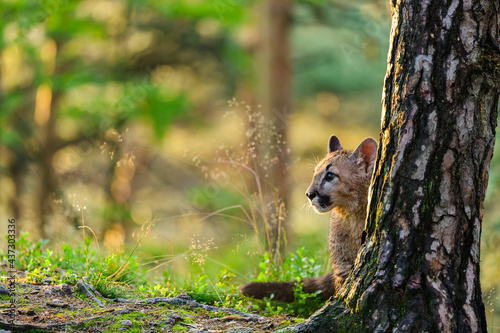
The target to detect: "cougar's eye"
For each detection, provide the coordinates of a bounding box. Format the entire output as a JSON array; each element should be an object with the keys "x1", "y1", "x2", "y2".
[{"x1": 325, "y1": 172, "x2": 335, "y2": 181}]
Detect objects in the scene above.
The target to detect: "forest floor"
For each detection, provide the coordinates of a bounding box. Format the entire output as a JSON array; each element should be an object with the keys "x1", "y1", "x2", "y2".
[{"x1": 0, "y1": 283, "x2": 301, "y2": 332}]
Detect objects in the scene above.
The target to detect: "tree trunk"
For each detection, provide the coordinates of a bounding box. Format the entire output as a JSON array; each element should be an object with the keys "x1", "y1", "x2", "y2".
[
  {"x1": 257, "y1": 0, "x2": 292, "y2": 264},
  {"x1": 293, "y1": 0, "x2": 500, "y2": 332},
  {"x1": 35, "y1": 39, "x2": 60, "y2": 239}
]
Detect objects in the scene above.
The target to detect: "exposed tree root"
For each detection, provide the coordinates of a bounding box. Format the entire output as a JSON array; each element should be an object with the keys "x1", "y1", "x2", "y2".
[{"x1": 114, "y1": 293, "x2": 262, "y2": 319}]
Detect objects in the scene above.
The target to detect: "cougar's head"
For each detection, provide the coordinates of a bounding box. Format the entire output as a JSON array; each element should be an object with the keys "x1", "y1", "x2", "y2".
[{"x1": 306, "y1": 135, "x2": 377, "y2": 214}]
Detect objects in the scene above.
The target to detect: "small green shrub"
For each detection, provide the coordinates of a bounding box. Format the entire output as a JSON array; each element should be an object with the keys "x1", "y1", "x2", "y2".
[{"x1": 243, "y1": 247, "x2": 325, "y2": 317}]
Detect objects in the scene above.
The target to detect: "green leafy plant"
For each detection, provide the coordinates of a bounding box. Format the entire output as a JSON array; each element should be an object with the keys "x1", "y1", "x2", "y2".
[
  {"x1": 59, "y1": 269, "x2": 78, "y2": 285},
  {"x1": 25, "y1": 262, "x2": 53, "y2": 284},
  {"x1": 254, "y1": 247, "x2": 322, "y2": 282},
  {"x1": 15, "y1": 232, "x2": 50, "y2": 270},
  {"x1": 2, "y1": 233, "x2": 145, "y2": 298},
  {"x1": 243, "y1": 247, "x2": 325, "y2": 317}
]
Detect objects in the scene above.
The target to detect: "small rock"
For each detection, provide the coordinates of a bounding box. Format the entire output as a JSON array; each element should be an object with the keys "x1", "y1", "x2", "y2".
[
  {"x1": 162, "y1": 315, "x2": 183, "y2": 330},
  {"x1": 120, "y1": 319, "x2": 133, "y2": 327},
  {"x1": 163, "y1": 321, "x2": 175, "y2": 331},
  {"x1": 0, "y1": 330, "x2": 12, "y2": 333},
  {"x1": 169, "y1": 314, "x2": 184, "y2": 323},
  {"x1": 46, "y1": 299, "x2": 69, "y2": 308},
  {"x1": 51, "y1": 283, "x2": 74, "y2": 296}
]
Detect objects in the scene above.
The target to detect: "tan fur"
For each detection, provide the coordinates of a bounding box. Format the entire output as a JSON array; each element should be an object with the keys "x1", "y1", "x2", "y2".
[
  {"x1": 240, "y1": 136, "x2": 377, "y2": 302},
  {"x1": 309, "y1": 148, "x2": 374, "y2": 290},
  {"x1": 240, "y1": 135, "x2": 377, "y2": 302}
]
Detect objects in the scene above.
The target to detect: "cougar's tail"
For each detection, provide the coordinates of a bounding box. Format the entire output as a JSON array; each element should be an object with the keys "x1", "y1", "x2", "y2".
[{"x1": 240, "y1": 273, "x2": 335, "y2": 302}]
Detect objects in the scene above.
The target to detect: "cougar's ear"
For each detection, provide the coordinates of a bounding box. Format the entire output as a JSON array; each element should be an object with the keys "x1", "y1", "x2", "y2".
[
  {"x1": 328, "y1": 135, "x2": 343, "y2": 154},
  {"x1": 354, "y1": 138, "x2": 377, "y2": 172}
]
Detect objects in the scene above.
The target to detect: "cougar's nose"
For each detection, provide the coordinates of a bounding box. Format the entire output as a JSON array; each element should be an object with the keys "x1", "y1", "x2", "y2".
[{"x1": 306, "y1": 191, "x2": 316, "y2": 200}]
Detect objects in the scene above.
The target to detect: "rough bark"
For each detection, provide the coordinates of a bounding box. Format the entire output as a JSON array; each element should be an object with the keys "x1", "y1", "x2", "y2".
[{"x1": 292, "y1": 0, "x2": 500, "y2": 332}]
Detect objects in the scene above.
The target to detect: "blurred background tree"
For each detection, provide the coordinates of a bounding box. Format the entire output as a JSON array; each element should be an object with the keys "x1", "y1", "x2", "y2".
[{"x1": 1, "y1": 0, "x2": 498, "y2": 327}]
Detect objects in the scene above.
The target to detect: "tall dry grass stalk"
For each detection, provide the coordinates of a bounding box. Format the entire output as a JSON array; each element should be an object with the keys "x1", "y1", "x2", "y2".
[{"x1": 200, "y1": 99, "x2": 290, "y2": 269}]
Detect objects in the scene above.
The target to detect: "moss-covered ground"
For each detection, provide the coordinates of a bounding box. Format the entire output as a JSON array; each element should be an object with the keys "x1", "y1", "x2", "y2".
[{"x1": 0, "y1": 281, "x2": 304, "y2": 332}]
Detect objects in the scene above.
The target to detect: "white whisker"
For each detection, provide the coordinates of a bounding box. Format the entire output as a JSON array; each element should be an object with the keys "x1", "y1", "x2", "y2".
[{"x1": 299, "y1": 202, "x2": 310, "y2": 212}]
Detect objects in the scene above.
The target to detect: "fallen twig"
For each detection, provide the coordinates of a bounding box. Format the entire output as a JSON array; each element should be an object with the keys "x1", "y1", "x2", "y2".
[
  {"x1": 76, "y1": 279, "x2": 105, "y2": 308},
  {"x1": 114, "y1": 294, "x2": 262, "y2": 319}
]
